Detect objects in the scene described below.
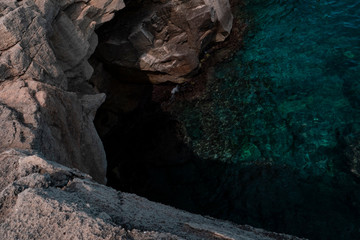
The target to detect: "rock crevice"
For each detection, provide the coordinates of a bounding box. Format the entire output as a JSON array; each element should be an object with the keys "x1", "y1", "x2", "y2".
[{"x1": 0, "y1": 0, "x2": 304, "y2": 239}]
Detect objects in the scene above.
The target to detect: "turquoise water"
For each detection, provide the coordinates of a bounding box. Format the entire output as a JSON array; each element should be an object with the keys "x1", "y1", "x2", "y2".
[{"x1": 172, "y1": 0, "x2": 360, "y2": 239}]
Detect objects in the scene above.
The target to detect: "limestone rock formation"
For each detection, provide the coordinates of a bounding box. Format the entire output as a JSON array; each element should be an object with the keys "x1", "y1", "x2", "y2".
[
  {"x1": 0, "y1": 0, "x2": 125, "y2": 183},
  {"x1": 0, "y1": 150, "x2": 304, "y2": 240},
  {"x1": 95, "y1": 0, "x2": 233, "y2": 83},
  {"x1": 0, "y1": 79, "x2": 107, "y2": 183}
]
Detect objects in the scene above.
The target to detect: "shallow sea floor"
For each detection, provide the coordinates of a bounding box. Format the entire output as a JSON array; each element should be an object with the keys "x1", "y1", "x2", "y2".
[{"x1": 171, "y1": 0, "x2": 360, "y2": 239}]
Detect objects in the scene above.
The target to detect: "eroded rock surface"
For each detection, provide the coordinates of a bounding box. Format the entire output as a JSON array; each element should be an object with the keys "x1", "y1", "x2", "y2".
[
  {"x1": 95, "y1": 0, "x2": 233, "y2": 83},
  {"x1": 0, "y1": 150, "x2": 304, "y2": 240},
  {"x1": 0, "y1": 0, "x2": 125, "y2": 183}
]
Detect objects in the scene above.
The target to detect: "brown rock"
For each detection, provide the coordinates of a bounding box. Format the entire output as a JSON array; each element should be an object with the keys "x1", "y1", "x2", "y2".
[
  {"x1": 0, "y1": 0, "x2": 125, "y2": 183},
  {"x1": 95, "y1": 0, "x2": 233, "y2": 83},
  {"x1": 0, "y1": 79, "x2": 107, "y2": 183}
]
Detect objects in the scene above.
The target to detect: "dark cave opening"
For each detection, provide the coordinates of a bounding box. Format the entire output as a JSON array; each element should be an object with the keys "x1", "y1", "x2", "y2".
[
  {"x1": 93, "y1": 78, "x2": 360, "y2": 240},
  {"x1": 89, "y1": 1, "x2": 233, "y2": 216},
  {"x1": 89, "y1": 2, "x2": 360, "y2": 240},
  {"x1": 93, "y1": 84, "x2": 360, "y2": 240},
  {"x1": 90, "y1": 55, "x2": 360, "y2": 240}
]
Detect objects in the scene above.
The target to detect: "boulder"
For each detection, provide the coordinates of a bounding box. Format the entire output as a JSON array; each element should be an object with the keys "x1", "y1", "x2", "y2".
[{"x1": 95, "y1": 0, "x2": 233, "y2": 83}]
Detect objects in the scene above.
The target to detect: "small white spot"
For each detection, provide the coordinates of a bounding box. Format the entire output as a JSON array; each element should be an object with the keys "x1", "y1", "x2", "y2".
[{"x1": 171, "y1": 85, "x2": 179, "y2": 95}]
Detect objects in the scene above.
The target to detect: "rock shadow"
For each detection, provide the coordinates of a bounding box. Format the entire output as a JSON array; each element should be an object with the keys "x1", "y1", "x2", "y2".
[{"x1": 94, "y1": 77, "x2": 360, "y2": 240}]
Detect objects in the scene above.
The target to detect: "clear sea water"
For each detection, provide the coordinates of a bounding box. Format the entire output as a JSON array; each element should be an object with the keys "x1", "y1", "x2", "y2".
[{"x1": 172, "y1": 0, "x2": 360, "y2": 239}]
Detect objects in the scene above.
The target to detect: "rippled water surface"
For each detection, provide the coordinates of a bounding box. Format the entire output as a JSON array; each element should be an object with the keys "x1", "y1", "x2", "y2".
[{"x1": 172, "y1": 0, "x2": 360, "y2": 239}]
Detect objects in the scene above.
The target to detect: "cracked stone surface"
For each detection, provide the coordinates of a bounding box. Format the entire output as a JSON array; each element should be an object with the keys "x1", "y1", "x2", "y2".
[
  {"x1": 0, "y1": 150, "x2": 304, "y2": 240},
  {"x1": 0, "y1": 0, "x2": 124, "y2": 183}
]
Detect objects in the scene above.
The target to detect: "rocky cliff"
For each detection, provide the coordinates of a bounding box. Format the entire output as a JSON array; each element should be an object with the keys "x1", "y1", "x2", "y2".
[
  {"x1": 0, "y1": 0, "x2": 125, "y2": 184},
  {"x1": 0, "y1": 0, "x2": 304, "y2": 239}
]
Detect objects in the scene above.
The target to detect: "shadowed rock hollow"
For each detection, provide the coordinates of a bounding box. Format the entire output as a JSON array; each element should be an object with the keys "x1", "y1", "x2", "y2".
[
  {"x1": 91, "y1": 0, "x2": 246, "y2": 222},
  {"x1": 0, "y1": 0, "x2": 305, "y2": 239},
  {"x1": 91, "y1": 1, "x2": 360, "y2": 240}
]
